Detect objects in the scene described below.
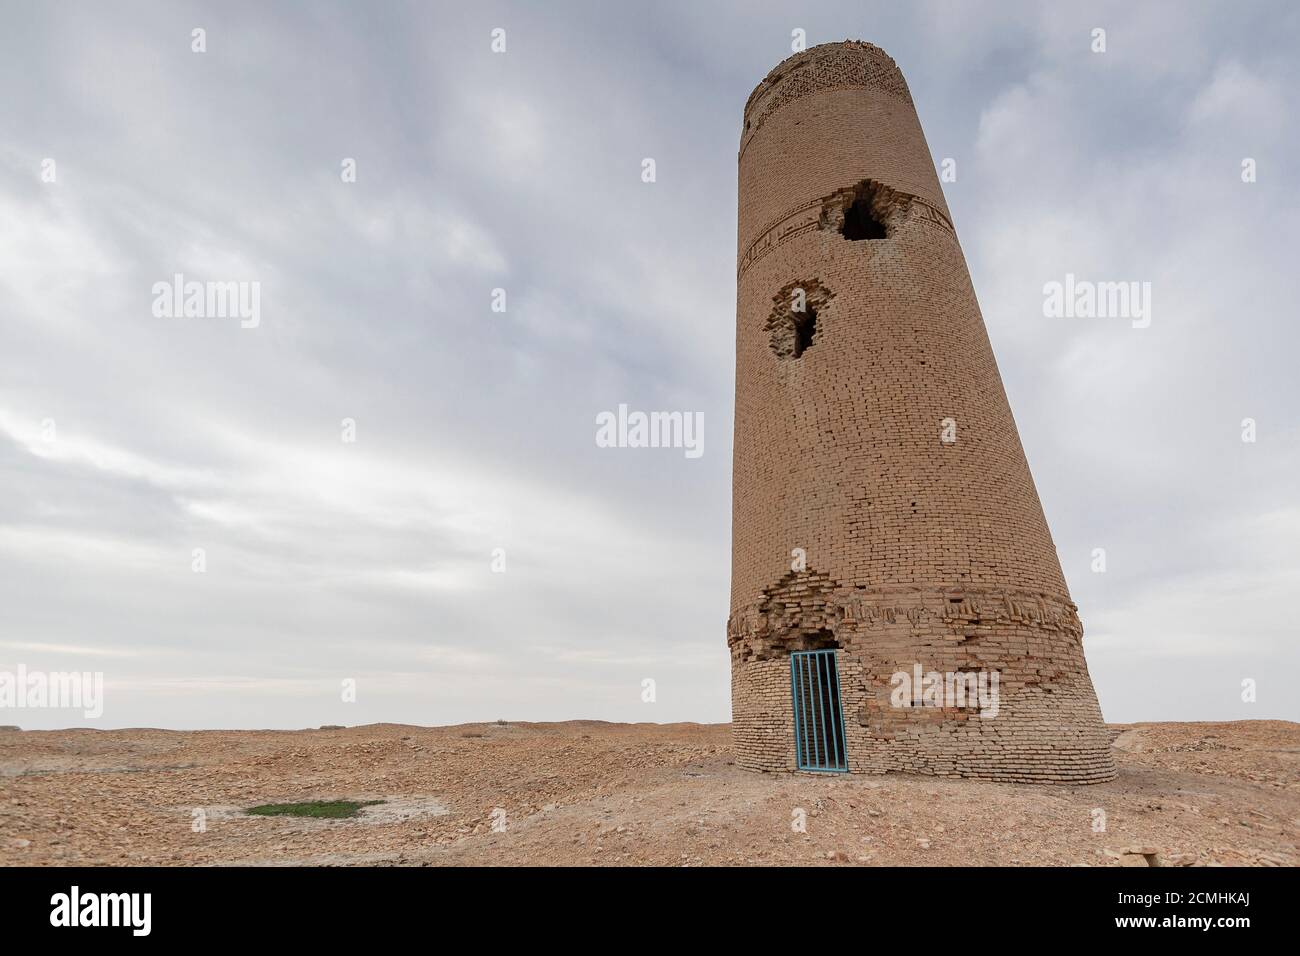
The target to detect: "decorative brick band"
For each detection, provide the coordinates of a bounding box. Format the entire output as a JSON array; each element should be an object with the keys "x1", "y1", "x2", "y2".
[
  {"x1": 728, "y1": 582, "x2": 1083, "y2": 663},
  {"x1": 740, "y1": 41, "x2": 913, "y2": 156},
  {"x1": 737, "y1": 188, "x2": 954, "y2": 281}
]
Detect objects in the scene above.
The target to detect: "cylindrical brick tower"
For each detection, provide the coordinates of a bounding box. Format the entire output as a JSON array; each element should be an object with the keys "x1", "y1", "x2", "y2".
[{"x1": 728, "y1": 41, "x2": 1115, "y2": 783}]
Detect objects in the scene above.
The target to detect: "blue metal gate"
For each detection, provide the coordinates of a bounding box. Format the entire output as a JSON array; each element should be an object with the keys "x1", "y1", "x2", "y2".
[{"x1": 790, "y1": 649, "x2": 848, "y2": 772}]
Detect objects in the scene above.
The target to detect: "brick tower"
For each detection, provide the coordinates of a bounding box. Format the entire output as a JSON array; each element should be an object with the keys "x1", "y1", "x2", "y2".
[{"x1": 728, "y1": 41, "x2": 1115, "y2": 783}]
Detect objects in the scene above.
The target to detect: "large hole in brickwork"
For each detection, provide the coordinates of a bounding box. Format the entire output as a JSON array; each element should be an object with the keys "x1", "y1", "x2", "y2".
[
  {"x1": 842, "y1": 194, "x2": 887, "y2": 241},
  {"x1": 821, "y1": 179, "x2": 911, "y2": 243}
]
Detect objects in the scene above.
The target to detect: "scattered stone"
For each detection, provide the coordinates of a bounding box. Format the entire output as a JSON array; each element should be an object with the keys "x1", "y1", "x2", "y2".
[{"x1": 1116, "y1": 846, "x2": 1162, "y2": 866}]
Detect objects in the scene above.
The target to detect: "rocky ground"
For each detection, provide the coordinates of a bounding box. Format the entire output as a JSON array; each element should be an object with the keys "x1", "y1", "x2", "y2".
[{"x1": 0, "y1": 720, "x2": 1294, "y2": 866}]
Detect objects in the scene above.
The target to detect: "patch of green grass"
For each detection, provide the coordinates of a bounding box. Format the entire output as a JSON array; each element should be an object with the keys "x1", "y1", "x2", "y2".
[{"x1": 245, "y1": 799, "x2": 384, "y2": 819}]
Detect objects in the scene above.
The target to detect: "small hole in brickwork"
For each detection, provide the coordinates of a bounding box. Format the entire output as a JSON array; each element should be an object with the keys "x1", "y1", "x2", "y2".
[
  {"x1": 766, "y1": 280, "x2": 833, "y2": 362},
  {"x1": 794, "y1": 628, "x2": 838, "y2": 652},
  {"x1": 793, "y1": 306, "x2": 817, "y2": 358}
]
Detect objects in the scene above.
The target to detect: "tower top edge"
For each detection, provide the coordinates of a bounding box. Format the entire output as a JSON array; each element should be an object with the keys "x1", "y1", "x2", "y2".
[{"x1": 741, "y1": 40, "x2": 912, "y2": 129}]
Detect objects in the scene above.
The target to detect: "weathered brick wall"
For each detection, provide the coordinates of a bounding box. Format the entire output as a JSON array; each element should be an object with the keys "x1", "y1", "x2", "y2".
[{"x1": 729, "y1": 41, "x2": 1115, "y2": 783}]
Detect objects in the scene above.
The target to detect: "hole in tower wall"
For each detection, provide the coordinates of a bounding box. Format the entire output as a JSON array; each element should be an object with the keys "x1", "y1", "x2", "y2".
[
  {"x1": 791, "y1": 628, "x2": 838, "y2": 653},
  {"x1": 793, "y1": 306, "x2": 817, "y2": 357},
  {"x1": 765, "y1": 280, "x2": 834, "y2": 362},
  {"x1": 842, "y1": 195, "x2": 887, "y2": 241},
  {"x1": 820, "y1": 179, "x2": 914, "y2": 242}
]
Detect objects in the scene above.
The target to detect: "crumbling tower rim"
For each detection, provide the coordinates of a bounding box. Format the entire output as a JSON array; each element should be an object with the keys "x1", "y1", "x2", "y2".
[{"x1": 740, "y1": 40, "x2": 914, "y2": 150}]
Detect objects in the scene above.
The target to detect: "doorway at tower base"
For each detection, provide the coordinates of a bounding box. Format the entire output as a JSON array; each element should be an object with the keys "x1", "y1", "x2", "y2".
[{"x1": 726, "y1": 572, "x2": 1116, "y2": 783}]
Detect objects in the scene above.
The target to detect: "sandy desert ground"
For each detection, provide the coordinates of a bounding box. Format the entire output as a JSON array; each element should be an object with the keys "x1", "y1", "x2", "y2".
[{"x1": 0, "y1": 719, "x2": 1295, "y2": 866}]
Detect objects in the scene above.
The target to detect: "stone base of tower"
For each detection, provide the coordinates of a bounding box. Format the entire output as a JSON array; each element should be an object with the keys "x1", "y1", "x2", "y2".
[{"x1": 727, "y1": 576, "x2": 1117, "y2": 784}]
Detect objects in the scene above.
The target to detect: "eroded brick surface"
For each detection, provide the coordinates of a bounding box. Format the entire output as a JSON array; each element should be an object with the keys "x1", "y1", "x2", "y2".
[{"x1": 729, "y1": 41, "x2": 1115, "y2": 784}]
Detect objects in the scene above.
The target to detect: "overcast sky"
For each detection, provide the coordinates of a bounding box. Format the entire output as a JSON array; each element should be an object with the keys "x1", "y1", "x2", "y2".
[{"x1": 1, "y1": 1, "x2": 1295, "y2": 729}]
